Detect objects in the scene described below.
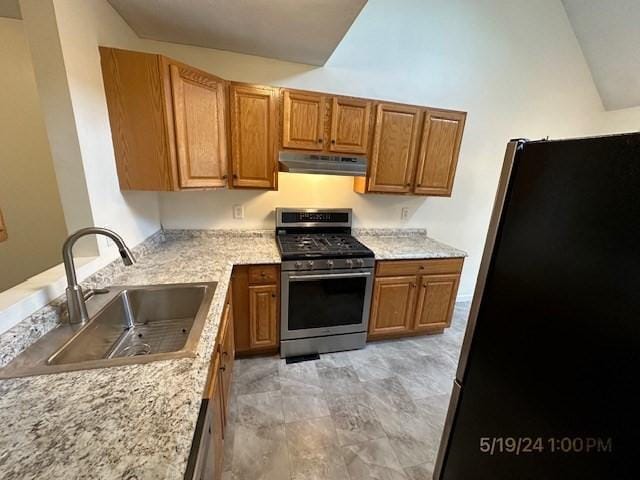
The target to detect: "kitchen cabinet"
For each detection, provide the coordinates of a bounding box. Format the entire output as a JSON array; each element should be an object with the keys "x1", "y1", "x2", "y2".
[
  {"x1": 198, "y1": 352, "x2": 224, "y2": 480},
  {"x1": 368, "y1": 258, "x2": 463, "y2": 340},
  {"x1": 365, "y1": 103, "x2": 422, "y2": 193},
  {"x1": 100, "y1": 47, "x2": 227, "y2": 190},
  {"x1": 229, "y1": 83, "x2": 279, "y2": 189},
  {"x1": 368, "y1": 276, "x2": 417, "y2": 336},
  {"x1": 282, "y1": 90, "x2": 326, "y2": 150},
  {"x1": 281, "y1": 89, "x2": 373, "y2": 155},
  {"x1": 414, "y1": 109, "x2": 466, "y2": 196},
  {"x1": 329, "y1": 97, "x2": 372, "y2": 154},
  {"x1": 232, "y1": 264, "x2": 280, "y2": 355},
  {"x1": 354, "y1": 106, "x2": 466, "y2": 197},
  {"x1": 219, "y1": 291, "x2": 235, "y2": 424}
]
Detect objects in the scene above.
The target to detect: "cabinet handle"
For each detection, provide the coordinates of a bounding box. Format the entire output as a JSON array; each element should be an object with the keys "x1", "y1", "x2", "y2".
[
  {"x1": 271, "y1": 293, "x2": 276, "y2": 298},
  {"x1": 233, "y1": 174, "x2": 238, "y2": 179},
  {"x1": 331, "y1": 139, "x2": 336, "y2": 144},
  {"x1": 222, "y1": 351, "x2": 228, "y2": 357},
  {"x1": 419, "y1": 265, "x2": 425, "y2": 270},
  {"x1": 222, "y1": 175, "x2": 227, "y2": 180},
  {"x1": 411, "y1": 283, "x2": 416, "y2": 288},
  {"x1": 422, "y1": 284, "x2": 427, "y2": 288},
  {"x1": 317, "y1": 138, "x2": 323, "y2": 143},
  {"x1": 406, "y1": 183, "x2": 411, "y2": 186},
  {"x1": 417, "y1": 183, "x2": 422, "y2": 187},
  {"x1": 220, "y1": 365, "x2": 226, "y2": 372}
]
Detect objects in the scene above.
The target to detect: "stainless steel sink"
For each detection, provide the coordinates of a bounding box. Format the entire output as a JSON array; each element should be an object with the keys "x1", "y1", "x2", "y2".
[{"x1": 0, "y1": 282, "x2": 217, "y2": 379}]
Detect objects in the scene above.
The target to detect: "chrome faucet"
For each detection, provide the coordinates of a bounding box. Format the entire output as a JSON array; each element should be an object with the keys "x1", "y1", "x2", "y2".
[{"x1": 63, "y1": 227, "x2": 136, "y2": 324}]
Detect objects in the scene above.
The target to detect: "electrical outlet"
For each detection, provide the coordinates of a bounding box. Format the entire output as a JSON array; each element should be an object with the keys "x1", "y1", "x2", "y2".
[
  {"x1": 400, "y1": 207, "x2": 410, "y2": 221},
  {"x1": 233, "y1": 205, "x2": 244, "y2": 220}
]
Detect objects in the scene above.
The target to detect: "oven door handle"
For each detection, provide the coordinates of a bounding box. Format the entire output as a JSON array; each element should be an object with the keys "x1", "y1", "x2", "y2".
[{"x1": 288, "y1": 272, "x2": 372, "y2": 281}]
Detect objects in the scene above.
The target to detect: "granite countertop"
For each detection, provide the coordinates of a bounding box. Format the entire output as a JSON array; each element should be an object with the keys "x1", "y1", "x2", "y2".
[{"x1": 0, "y1": 228, "x2": 465, "y2": 480}]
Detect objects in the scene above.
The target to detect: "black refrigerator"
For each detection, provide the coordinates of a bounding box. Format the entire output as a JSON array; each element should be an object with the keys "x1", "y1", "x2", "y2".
[{"x1": 434, "y1": 134, "x2": 640, "y2": 479}]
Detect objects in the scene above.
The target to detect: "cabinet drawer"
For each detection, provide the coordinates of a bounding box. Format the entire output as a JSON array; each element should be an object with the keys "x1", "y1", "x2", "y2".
[
  {"x1": 376, "y1": 258, "x2": 463, "y2": 277},
  {"x1": 248, "y1": 265, "x2": 279, "y2": 284}
]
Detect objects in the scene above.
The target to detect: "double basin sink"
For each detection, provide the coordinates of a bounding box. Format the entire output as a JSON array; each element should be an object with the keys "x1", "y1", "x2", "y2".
[{"x1": 0, "y1": 282, "x2": 217, "y2": 379}]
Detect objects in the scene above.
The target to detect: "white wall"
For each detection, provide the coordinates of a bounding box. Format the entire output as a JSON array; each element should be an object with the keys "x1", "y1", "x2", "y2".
[
  {"x1": 0, "y1": 18, "x2": 68, "y2": 291},
  {"x1": 595, "y1": 106, "x2": 640, "y2": 134},
  {"x1": 148, "y1": 0, "x2": 604, "y2": 298},
  {"x1": 20, "y1": 0, "x2": 161, "y2": 258}
]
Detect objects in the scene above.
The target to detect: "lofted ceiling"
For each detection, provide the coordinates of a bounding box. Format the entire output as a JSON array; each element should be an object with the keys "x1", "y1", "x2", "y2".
[
  {"x1": 107, "y1": 0, "x2": 367, "y2": 66},
  {"x1": 562, "y1": 0, "x2": 640, "y2": 110}
]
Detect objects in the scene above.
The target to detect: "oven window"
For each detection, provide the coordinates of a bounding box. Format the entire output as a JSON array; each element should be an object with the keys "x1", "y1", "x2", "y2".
[{"x1": 288, "y1": 276, "x2": 366, "y2": 330}]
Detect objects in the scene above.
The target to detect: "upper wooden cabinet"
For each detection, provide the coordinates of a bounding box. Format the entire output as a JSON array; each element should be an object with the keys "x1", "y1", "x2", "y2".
[
  {"x1": 229, "y1": 83, "x2": 279, "y2": 189},
  {"x1": 329, "y1": 97, "x2": 371, "y2": 154},
  {"x1": 170, "y1": 64, "x2": 228, "y2": 188},
  {"x1": 281, "y1": 89, "x2": 373, "y2": 155},
  {"x1": 100, "y1": 47, "x2": 227, "y2": 191},
  {"x1": 282, "y1": 90, "x2": 326, "y2": 150},
  {"x1": 367, "y1": 103, "x2": 422, "y2": 194},
  {"x1": 414, "y1": 109, "x2": 466, "y2": 196}
]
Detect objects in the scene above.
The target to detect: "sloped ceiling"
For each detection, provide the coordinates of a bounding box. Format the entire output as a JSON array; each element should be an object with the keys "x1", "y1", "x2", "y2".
[
  {"x1": 562, "y1": 0, "x2": 640, "y2": 110},
  {"x1": 107, "y1": 0, "x2": 367, "y2": 66}
]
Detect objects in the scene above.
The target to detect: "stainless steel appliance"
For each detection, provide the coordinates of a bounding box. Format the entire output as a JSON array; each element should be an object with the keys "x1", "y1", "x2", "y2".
[
  {"x1": 435, "y1": 134, "x2": 640, "y2": 479},
  {"x1": 276, "y1": 208, "x2": 375, "y2": 358},
  {"x1": 278, "y1": 151, "x2": 367, "y2": 176}
]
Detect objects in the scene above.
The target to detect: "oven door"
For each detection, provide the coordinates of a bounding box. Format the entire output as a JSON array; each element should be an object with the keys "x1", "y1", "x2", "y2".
[{"x1": 281, "y1": 268, "x2": 373, "y2": 340}]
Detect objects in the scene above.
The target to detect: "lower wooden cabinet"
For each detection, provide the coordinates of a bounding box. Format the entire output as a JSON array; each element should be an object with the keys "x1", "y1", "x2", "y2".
[
  {"x1": 369, "y1": 276, "x2": 417, "y2": 335},
  {"x1": 198, "y1": 286, "x2": 235, "y2": 480},
  {"x1": 232, "y1": 264, "x2": 280, "y2": 355},
  {"x1": 368, "y1": 258, "x2": 463, "y2": 340}
]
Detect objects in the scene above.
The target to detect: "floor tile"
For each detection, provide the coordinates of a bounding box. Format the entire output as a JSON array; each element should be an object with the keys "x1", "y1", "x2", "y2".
[
  {"x1": 326, "y1": 392, "x2": 386, "y2": 446},
  {"x1": 403, "y1": 462, "x2": 434, "y2": 480},
  {"x1": 316, "y1": 365, "x2": 363, "y2": 395},
  {"x1": 315, "y1": 351, "x2": 353, "y2": 368},
  {"x1": 282, "y1": 392, "x2": 330, "y2": 423},
  {"x1": 279, "y1": 360, "x2": 324, "y2": 396},
  {"x1": 231, "y1": 424, "x2": 290, "y2": 480},
  {"x1": 342, "y1": 437, "x2": 409, "y2": 480},
  {"x1": 234, "y1": 356, "x2": 281, "y2": 395},
  {"x1": 362, "y1": 376, "x2": 418, "y2": 414},
  {"x1": 285, "y1": 416, "x2": 349, "y2": 480},
  {"x1": 234, "y1": 391, "x2": 283, "y2": 428}
]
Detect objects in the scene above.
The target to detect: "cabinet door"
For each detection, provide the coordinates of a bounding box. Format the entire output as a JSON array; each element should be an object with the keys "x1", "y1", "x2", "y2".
[
  {"x1": 220, "y1": 301, "x2": 235, "y2": 426},
  {"x1": 209, "y1": 374, "x2": 225, "y2": 480},
  {"x1": 368, "y1": 103, "x2": 422, "y2": 193},
  {"x1": 229, "y1": 84, "x2": 278, "y2": 189},
  {"x1": 368, "y1": 276, "x2": 417, "y2": 337},
  {"x1": 282, "y1": 90, "x2": 326, "y2": 150},
  {"x1": 170, "y1": 64, "x2": 228, "y2": 188},
  {"x1": 248, "y1": 284, "x2": 278, "y2": 349},
  {"x1": 329, "y1": 97, "x2": 372, "y2": 154},
  {"x1": 414, "y1": 109, "x2": 466, "y2": 196},
  {"x1": 414, "y1": 274, "x2": 460, "y2": 332}
]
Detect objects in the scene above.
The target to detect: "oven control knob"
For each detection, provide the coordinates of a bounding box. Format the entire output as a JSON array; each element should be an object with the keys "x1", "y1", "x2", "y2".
[
  {"x1": 345, "y1": 259, "x2": 354, "y2": 268},
  {"x1": 356, "y1": 258, "x2": 364, "y2": 267},
  {"x1": 295, "y1": 261, "x2": 303, "y2": 269},
  {"x1": 307, "y1": 260, "x2": 314, "y2": 268},
  {"x1": 327, "y1": 259, "x2": 334, "y2": 268}
]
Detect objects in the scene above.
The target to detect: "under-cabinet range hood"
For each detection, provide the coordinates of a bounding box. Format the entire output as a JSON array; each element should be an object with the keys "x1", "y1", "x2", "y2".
[{"x1": 278, "y1": 151, "x2": 367, "y2": 177}]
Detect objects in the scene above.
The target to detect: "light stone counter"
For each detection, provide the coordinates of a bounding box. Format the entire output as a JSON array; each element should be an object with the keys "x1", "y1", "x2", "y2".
[{"x1": 0, "y1": 228, "x2": 463, "y2": 480}]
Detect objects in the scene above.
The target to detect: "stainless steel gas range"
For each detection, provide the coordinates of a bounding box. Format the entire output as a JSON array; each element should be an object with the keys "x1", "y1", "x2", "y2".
[{"x1": 275, "y1": 208, "x2": 375, "y2": 358}]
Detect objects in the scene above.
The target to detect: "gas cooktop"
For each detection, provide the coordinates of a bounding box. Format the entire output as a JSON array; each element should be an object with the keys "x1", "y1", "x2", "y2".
[
  {"x1": 275, "y1": 208, "x2": 374, "y2": 261},
  {"x1": 277, "y1": 233, "x2": 374, "y2": 260}
]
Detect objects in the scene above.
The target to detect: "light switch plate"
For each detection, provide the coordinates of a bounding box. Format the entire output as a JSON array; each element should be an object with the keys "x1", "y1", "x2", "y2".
[
  {"x1": 233, "y1": 205, "x2": 244, "y2": 220},
  {"x1": 400, "y1": 207, "x2": 410, "y2": 221}
]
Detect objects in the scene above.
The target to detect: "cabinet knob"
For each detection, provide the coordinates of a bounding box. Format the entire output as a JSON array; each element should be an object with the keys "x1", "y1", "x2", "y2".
[
  {"x1": 220, "y1": 365, "x2": 226, "y2": 372},
  {"x1": 222, "y1": 175, "x2": 227, "y2": 180},
  {"x1": 422, "y1": 284, "x2": 427, "y2": 288},
  {"x1": 406, "y1": 183, "x2": 410, "y2": 186},
  {"x1": 317, "y1": 138, "x2": 323, "y2": 143},
  {"x1": 271, "y1": 293, "x2": 276, "y2": 298},
  {"x1": 260, "y1": 272, "x2": 266, "y2": 276},
  {"x1": 233, "y1": 174, "x2": 238, "y2": 179},
  {"x1": 411, "y1": 283, "x2": 416, "y2": 288},
  {"x1": 417, "y1": 183, "x2": 422, "y2": 187},
  {"x1": 331, "y1": 139, "x2": 336, "y2": 144}
]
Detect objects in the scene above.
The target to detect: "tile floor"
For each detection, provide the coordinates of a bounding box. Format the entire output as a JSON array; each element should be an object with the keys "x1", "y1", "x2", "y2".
[{"x1": 222, "y1": 301, "x2": 470, "y2": 480}]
